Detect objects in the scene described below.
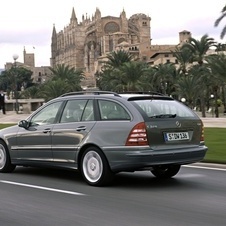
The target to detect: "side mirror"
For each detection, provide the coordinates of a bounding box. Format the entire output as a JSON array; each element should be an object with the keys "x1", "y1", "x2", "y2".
[{"x1": 18, "y1": 120, "x2": 30, "y2": 129}]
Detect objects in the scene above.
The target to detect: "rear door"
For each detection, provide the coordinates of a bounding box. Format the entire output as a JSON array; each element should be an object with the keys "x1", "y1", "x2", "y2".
[{"x1": 51, "y1": 99, "x2": 96, "y2": 164}]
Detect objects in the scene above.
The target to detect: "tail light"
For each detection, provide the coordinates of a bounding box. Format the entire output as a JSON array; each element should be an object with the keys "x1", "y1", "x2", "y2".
[{"x1": 126, "y1": 122, "x2": 148, "y2": 146}]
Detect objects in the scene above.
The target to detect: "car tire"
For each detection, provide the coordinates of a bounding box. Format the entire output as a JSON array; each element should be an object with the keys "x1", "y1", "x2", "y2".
[
  {"x1": 151, "y1": 165, "x2": 181, "y2": 179},
  {"x1": 81, "y1": 147, "x2": 114, "y2": 186},
  {"x1": 0, "y1": 141, "x2": 16, "y2": 173}
]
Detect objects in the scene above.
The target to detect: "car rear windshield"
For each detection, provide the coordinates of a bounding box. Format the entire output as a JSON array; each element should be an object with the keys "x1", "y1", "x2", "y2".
[{"x1": 133, "y1": 99, "x2": 195, "y2": 118}]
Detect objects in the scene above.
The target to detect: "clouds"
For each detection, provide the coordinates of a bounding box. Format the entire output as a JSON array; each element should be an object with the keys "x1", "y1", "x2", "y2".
[{"x1": 0, "y1": 0, "x2": 226, "y2": 68}]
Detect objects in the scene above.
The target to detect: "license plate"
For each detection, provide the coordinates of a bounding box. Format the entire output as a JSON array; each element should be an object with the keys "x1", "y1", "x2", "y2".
[{"x1": 164, "y1": 132, "x2": 189, "y2": 141}]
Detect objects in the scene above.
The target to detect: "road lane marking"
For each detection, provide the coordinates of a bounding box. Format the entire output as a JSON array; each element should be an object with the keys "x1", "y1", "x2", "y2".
[
  {"x1": 0, "y1": 180, "x2": 85, "y2": 196},
  {"x1": 184, "y1": 165, "x2": 226, "y2": 171}
]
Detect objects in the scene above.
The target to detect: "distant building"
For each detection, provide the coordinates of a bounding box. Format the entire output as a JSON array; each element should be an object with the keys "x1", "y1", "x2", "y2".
[
  {"x1": 4, "y1": 47, "x2": 52, "y2": 84},
  {"x1": 148, "y1": 30, "x2": 192, "y2": 65},
  {"x1": 50, "y1": 8, "x2": 152, "y2": 87},
  {"x1": 3, "y1": 9, "x2": 193, "y2": 88}
]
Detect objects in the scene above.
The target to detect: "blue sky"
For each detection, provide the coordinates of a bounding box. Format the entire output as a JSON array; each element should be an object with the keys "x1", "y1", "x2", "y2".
[{"x1": 0, "y1": 0, "x2": 226, "y2": 68}]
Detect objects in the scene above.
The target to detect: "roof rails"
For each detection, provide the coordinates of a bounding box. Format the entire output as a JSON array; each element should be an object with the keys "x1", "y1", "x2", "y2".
[
  {"x1": 60, "y1": 91, "x2": 121, "y2": 97},
  {"x1": 119, "y1": 91, "x2": 165, "y2": 96}
]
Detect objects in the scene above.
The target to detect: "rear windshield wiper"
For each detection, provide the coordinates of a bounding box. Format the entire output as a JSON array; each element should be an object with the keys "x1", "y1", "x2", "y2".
[{"x1": 150, "y1": 114, "x2": 177, "y2": 118}]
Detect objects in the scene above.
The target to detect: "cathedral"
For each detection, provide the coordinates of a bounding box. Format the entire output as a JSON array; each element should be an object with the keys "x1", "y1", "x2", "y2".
[{"x1": 50, "y1": 7, "x2": 152, "y2": 87}]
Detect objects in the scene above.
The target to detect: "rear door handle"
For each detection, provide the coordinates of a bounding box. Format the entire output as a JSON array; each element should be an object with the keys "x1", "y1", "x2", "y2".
[
  {"x1": 75, "y1": 126, "x2": 86, "y2": 131},
  {"x1": 43, "y1": 128, "x2": 51, "y2": 133}
]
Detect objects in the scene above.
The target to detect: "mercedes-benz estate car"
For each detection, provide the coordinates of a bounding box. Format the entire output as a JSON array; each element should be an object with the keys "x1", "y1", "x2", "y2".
[{"x1": 0, "y1": 91, "x2": 208, "y2": 186}]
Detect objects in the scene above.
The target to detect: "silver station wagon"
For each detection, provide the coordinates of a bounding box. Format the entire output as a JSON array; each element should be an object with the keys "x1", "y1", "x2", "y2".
[{"x1": 0, "y1": 91, "x2": 208, "y2": 186}]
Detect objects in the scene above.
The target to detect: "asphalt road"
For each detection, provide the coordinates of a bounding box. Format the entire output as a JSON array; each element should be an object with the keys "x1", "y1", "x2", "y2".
[{"x1": 0, "y1": 165, "x2": 226, "y2": 226}]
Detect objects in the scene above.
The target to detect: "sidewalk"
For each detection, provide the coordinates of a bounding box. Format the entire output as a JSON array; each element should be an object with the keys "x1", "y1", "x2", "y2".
[
  {"x1": 0, "y1": 111, "x2": 31, "y2": 124},
  {"x1": 0, "y1": 111, "x2": 226, "y2": 127}
]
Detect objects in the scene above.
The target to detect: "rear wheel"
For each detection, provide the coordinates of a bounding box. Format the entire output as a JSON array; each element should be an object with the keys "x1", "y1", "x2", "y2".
[
  {"x1": 0, "y1": 141, "x2": 16, "y2": 173},
  {"x1": 81, "y1": 146, "x2": 114, "y2": 186},
  {"x1": 151, "y1": 165, "x2": 180, "y2": 179}
]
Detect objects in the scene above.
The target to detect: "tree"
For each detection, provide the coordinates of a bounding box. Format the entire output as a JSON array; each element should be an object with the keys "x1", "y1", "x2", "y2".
[
  {"x1": 0, "y1": 67, "x2": 34, "y2": 97},
  {"x1": 98, "y1": 50, "x2": 134, "y2": 91},
  {"x1": 172, "y1": 47, "x2": 193, "y2": 75},
  {"x1": 214, "y1": 4, "x2": 226, "y2": 39},
  {"x1": 206, "y1": 53, "x2": 226, "y2": 116},
  {"x1": 21, "y1": 85, "x2": 42, "y2": 99},
  {"x1": 176, "y1": 69, "x2": 203, "y2": 109},
  {"x1": 103, "y1": 50, "x2": 133, "y2": 70},
  {"x1": 181, "y1": 34, "x2": 216, "y2": 65},
  {"x1": 115, "y1": 61, "x2": 149, "y2": 92},
  {"x1": 181, "y1": 35, "x2": 217, "y2": 117},
  {"x1": 49, "y1": 64, "x2": 84, "y2": 92},
  {"x1": 40, "y1": 79, "x2": 70, "y2": 101},
  {"x1": 152, "y1": 63, "x2": 178, "y2": 95}
]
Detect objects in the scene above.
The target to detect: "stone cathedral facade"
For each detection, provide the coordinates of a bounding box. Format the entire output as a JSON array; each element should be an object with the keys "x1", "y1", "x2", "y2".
[{"x1": 50, "y1": 8, "x2": 152, "y2": 87}]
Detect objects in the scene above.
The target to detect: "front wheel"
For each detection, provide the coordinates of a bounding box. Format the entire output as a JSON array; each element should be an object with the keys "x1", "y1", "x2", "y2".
[
  {"x1": 81, "y1": 147, "x2": 114, "y2": 186},
  {"x1": 0, "y1": 141, "x2": 16, "y2": 173},
  {"x1": 151, "y1": 165, "x2": 181, "y2": 179}
]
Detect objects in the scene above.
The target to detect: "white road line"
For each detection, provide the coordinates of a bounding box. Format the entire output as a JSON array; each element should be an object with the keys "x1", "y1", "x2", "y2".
[
  {"x1": 184, "y1": 165, "x2": 226, "y2": 171},
  {"x1": 0, "y1": 180, "x2": 85, "y2": 196}
]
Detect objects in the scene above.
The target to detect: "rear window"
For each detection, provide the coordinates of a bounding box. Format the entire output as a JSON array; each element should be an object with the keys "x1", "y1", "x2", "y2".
[{"x1": 133, "y1": 99, "x2": 195, "y2": 118}]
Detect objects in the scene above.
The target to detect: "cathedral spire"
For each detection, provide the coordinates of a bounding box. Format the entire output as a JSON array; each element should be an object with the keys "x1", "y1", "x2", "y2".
[
  {"x1": 52, "y1": 24, "x2": 57, "y2": 38},
  {"x1": 70, "y1": 7, "x2": 77, "y2": 24},
  {"x1": 95, "y1": 7, "x2": 101, "y2": 19},
  {"x1": 120, "y1": 8, "x2": 126, "y2": 18}
]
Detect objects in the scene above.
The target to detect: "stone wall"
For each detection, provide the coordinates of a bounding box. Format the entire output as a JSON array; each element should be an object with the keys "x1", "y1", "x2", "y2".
[{"x1": 5, "y1": 99, "x2": 45, "y2": 114}]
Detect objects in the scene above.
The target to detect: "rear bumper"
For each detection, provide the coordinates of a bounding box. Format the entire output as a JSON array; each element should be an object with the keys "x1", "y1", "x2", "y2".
[{"x1": 103, "y1": 145, "x2": 208, "y2": 173}]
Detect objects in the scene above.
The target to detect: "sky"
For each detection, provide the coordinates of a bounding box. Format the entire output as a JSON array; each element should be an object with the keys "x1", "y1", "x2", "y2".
[{"x1": 1, "y1": 0, "x2": 226, "y2": 69}]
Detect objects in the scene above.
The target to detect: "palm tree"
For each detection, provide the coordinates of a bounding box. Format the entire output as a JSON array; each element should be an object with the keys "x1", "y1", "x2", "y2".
[
  {"x1": 98, "y1": 50, "x2": 134, "y2": 91},
  {"x1": 21, "y1": 85, "x2": 42, "y2": 99},
  {"x1": 215, "y1": 43, "x2": 226, "y2": 52},
  {"x1": 116, "y1": 61, "x2": 149, "y2": 92},
  {"x1": 176, "y1": 73, "x2": 202, "y2": 109},
  {"x1": 181, "y1": 34, "x2": 216, "y2": 65},
  {"x1": 172, "y1": 47, "x2": 193, "y2": 75},
  {"x1": 98, "y1": 61, "x2": 149, "y2": 92},
  {"x1": 40, "y1": 79, "x2": 70, "y2": 101},
  {"x1": 96, "y1": 70, "x2": 115, "y2": 91},
  {"x1": 152, "y1": 63, "x2": 178, "y2": 95},
  {"x1": 206, "y1": 53, "x2": 226, "y2": 116},
  {"x1": 181, "y1": 35, "x2": 216, "y2": 117},
  {"x1": 49, "y1": 64, "x2": 84, "y2": 92},
  {"x1": 103, "y1": 50, "x2": 133, "y2": 69},
  {"x1": 214, "y1": 4, "x2": 226, "y2": 39}
]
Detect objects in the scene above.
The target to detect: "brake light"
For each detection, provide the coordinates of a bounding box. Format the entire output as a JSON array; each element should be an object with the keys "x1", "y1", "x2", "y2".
[{"x1": 126, "y1": 122, "x2": 148, "y2": 146}]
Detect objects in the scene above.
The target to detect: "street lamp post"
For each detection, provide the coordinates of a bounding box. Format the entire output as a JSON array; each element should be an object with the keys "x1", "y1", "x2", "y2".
[
  {"x1": 13, "y1": 54, "x2": 19, "y2": 114},
  {"x1": 210, "y1": 94, "x2": 214, "y2": 117}
]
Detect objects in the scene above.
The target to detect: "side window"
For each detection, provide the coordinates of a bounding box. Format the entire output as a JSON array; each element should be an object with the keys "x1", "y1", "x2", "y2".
[
  {"x1": 98, "y1": 100, "x2": 130, "y2": 120},
  {"x1": 60, "y1": 99, "x2": 88, "y2": 123},
  {"x1": 31, "y1": 101, "x2": 62, "y2": 125},
  {"x1": 82, "y1": 100, "x2": 94, "y2": 121}
]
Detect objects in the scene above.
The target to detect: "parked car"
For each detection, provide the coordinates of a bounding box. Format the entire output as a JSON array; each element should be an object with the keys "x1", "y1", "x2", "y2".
[{"x1": 0, "y1": 91, "x2": 208, "y2": 186}]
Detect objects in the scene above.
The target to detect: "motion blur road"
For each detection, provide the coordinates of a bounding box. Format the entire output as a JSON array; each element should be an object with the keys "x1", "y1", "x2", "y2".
[{"x1": 0, "y1": 165, "x2": 226, "y2": 226}]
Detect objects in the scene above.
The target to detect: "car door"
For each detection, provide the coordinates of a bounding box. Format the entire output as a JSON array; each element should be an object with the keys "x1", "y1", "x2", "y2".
[
  {"x1": 51, "y1": 99, "x2": 96, "y2": 164},
  {"x1": 15, "y1": 101, "x2": 63, "y2": 162}
]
